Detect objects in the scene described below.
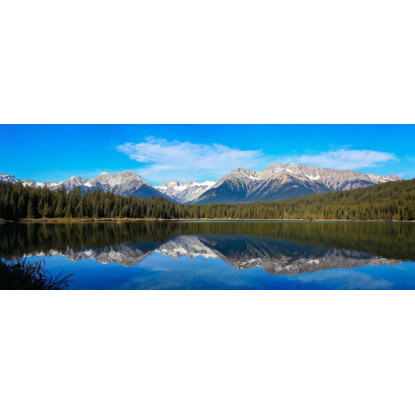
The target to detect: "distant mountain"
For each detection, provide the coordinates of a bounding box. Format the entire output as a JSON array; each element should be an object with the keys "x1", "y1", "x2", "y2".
[
  {"x1": 0, "y1": 171, "x2": 172, "y2": 201},
  {"x1": 57, "y1": 176, "x2": 90, "y2": 193},
  {"x1": 0, "y1": 173, "x2": 23, "y2": 184},
  {"x1": 155, "y1": 180, "x2": 216, "y2": 203},
  {"x1": 1, "y1": 164, "x2": 404, "y2": 205},
  {"x1": 193, "y1": 163, "x2": 403, "y2": 204},
  {"x1": 81, "y1": 171, "x2": 168, "y2": 199}
]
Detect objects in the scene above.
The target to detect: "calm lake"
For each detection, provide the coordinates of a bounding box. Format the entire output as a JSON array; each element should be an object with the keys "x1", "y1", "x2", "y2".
[{"x1": 1, "y1": 220, "x2": 415, "y2": 289}]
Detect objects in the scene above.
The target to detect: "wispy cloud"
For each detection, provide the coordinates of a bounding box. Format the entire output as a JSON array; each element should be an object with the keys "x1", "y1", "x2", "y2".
[
  {"x1": 117, "y1": 137, "x2": 268, "y2": 183},
  {"x1": 118, "y1": 138, "x2": 399, "y2": 183},
  {"x1": 290, "y1": 149, "x2": 397, "y2": 170}
]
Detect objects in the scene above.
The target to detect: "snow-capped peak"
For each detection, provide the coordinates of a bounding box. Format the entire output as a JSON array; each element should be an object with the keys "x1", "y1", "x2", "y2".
[
  {"x1": 158, "y1": 180, "x2": 185, "y2": 189},
  {"x1": 155, "y1": 179, "x2": 217, "y2": 203},
  {"x1": 88, "y1": 170, "x2": 151, "y2": 187},
  {"x1": 0, "y1": 173, "x2": 20, "y2": 183}
]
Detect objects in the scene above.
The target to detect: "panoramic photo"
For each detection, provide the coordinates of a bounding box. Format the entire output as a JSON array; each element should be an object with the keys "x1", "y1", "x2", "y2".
[{"x1": 1, "y1": 124, "x2": 414, "y2": 290}]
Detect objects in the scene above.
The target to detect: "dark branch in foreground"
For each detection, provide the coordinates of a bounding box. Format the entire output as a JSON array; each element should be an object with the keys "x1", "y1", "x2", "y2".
[{"x1": 0, "y1": 258, "x2": 73, "y2": 290}]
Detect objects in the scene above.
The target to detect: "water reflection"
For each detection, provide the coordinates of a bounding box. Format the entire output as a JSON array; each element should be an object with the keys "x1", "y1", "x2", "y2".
[{"x1": 1, "y1": 221, "x2": 414, "y2": 276}]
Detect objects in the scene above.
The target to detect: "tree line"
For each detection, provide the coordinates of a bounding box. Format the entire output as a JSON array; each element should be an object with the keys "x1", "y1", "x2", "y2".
[
  {"x1": 1, "y1": 178, "x2": 415, "y2": 221},
  {"x1": 0, "y1": 182, "x2": 176, "y2": 220}
]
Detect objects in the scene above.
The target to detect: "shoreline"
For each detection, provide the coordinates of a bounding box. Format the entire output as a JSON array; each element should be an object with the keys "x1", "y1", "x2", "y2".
[{"x1": 1, "y1": 217, "x2": 414, "y2": 224}]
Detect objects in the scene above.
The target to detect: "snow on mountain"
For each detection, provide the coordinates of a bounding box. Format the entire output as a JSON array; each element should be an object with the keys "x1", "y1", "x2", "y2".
[
  {"x1": 80, "y1": 170, "x2": 167, "y2": 199},
  {"x1": 88, "y1": 170, "x2": 152, "y2": 189},
  {"x1": 257, "y1": 163, "x2": 402, "y2": 190},
  {"x1": 54, "y1": 176, "x2": 89, "y2": 192},
  {"x1": 0, "y1": 173, "x2": 21, "y2": 184},
  {"x1": 1, "y1": 173, "x2": 63, "y2": 190},
  {"x1": 156, "y1": 179, "x2": 216, "y2": 203},
  {"x1": 366, "y1": 173, "x2": 402, "y2": 184}
]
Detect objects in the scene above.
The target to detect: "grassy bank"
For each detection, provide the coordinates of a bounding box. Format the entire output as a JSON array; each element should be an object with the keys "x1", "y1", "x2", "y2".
[{"x1": 0, "y1": 258, "x2": 72, "y2": 290}]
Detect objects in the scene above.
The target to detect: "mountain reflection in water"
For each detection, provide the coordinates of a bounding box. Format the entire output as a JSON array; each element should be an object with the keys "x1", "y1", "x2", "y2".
[{"x1": 1, "y1": 221, "x2": 414, "y2": 278}]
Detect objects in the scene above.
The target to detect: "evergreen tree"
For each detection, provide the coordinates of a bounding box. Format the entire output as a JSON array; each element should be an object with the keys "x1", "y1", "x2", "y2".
[
  {"x1": 55, "y1": 194, "x2": 64, "y2": 217},
  {"x1": 43, "y1": 202, "x2": 50, "y2": 218},
  {"x1": 27, "y1": 195, "x2": 37, "y2": 218}
]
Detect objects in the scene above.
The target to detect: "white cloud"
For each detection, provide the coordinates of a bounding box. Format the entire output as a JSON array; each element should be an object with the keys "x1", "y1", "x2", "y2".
[
  {"x1": 118, "y1": 139, "x2": 398, "y2": 183},
  {"x1": 117, "y1": 137, "x2": 267, "y2": 183},
  {"x1": 291, "y1": 149, "x2": 396, "y2": 170}
]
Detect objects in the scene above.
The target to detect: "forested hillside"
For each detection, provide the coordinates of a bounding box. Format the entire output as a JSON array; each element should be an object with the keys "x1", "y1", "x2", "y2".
[
  {"x1": 0, "y1": 179, "x2": 414, "y2": 221},
  {"x1": 0, "y1": 183, "x2": 176, "y2": 220},
  {"x1": 179, "y1": 178, "x2": 415, "y2": 221}
]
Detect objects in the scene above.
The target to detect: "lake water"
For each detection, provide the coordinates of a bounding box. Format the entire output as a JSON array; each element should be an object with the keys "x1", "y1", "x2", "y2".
[{"x1": 1, "y1": 220, "x2": 415, "y2": 289}]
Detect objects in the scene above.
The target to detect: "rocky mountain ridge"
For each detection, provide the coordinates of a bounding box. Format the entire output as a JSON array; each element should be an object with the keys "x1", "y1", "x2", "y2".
[
  {"x1": 193, "y1": 163, "x2": 403, "y2": 204},
  {"x1": 0, "y1": 170, "x2": 171, "y2": 200}
]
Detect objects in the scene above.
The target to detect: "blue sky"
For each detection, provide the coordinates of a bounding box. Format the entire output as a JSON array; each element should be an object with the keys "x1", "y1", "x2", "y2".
[{"x1": 0, "y1": 125, "x2": 414, "y2": 184}]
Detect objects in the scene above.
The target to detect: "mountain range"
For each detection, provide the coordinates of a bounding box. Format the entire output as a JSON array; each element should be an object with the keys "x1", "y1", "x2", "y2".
[
  {"x1": 0, "y1": 163, "x2": 403, "y2": 204},
  {"x1": 0, "y1": 170, "x2": 171, "y2": 200},
  {"x1": 192, "y1": 163, "x2": 402, "y2": 204}
]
